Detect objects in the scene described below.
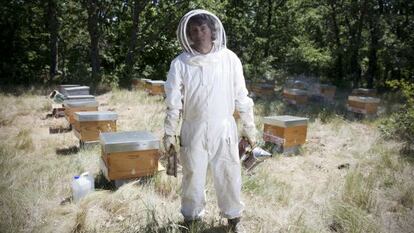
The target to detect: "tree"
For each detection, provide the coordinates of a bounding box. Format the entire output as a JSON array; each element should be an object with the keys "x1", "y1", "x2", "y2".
[{"x1": 46, "y1": 0, "x2": 60, "y2": 81}]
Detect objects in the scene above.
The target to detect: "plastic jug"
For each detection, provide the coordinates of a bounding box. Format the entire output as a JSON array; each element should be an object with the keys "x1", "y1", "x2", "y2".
[{"x1": 72, "y1": 172, "x2": 94, "y2": 202}]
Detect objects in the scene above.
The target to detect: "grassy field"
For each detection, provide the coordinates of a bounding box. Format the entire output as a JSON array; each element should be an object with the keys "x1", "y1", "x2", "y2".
[{"x1": 0, "y1": 87, "x2": 413, "y2": 233}]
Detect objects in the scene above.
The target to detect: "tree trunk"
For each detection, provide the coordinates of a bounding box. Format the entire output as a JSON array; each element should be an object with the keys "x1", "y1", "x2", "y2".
[
  {"x1": 85, "y1": 0, "x2": 100, "y2": 87},
  {"x1": 366, "y1": 14, "x2": 379, "y2": 88},
  {"x1": 124, "y1": 0, "x2": 148, "y2": 87},
  {"x1": 348, "y1": 0, "x2": 368, "y2": 88},
  {"x1": 47, "y1": 0, "x2": 59, "y2": 81},
  {"x1": 328, "y1": 0, "x2": 344, "y2": 85}
]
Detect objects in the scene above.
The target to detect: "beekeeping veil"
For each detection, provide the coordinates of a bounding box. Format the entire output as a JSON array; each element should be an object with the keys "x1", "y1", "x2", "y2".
[{"x1": 177, "y1": 9, "x2": 226, "y2": 55}]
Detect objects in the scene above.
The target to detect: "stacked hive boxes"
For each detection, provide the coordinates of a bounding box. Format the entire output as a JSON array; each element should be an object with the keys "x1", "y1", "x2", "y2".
[
  {"x1": 282, "y1": 88, "x2": 308, "y2": 105},
  {"x1": 73, "y1": 111, "x2": 117, "y2": 142},
  {"x1": 347, "y1": 96, "x2": 380, "y2": 115},
  {"x1": 99, "y1": 131, "x2": 160, "y2": 181},
  {"x1": 263, "y1": 115, "x2": 309, "y2": 154},
  {"x1": 347, "y1": 88, "x2": 380, "y2": 116},
  {"x1": 251, "y1": 83, "x2": 275, "y2": 97},
  {"x1": 64, "y1": 98, "x2": 98, "y2": 125}
]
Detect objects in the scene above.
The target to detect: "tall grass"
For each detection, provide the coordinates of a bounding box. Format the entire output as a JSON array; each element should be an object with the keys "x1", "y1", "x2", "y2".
[{"x1": 1, "y1": 88, "x2": 414, "y2": 233}]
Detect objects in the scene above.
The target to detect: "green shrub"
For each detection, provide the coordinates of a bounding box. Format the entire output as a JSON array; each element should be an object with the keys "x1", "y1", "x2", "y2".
[{"x1": 379, "y1": 79, "x2": 414, "y2": 153}]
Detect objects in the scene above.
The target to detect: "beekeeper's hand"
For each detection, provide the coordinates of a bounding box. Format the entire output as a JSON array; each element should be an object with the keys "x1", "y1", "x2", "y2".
[
  {"x1": 243, "y1": 127, "x2": 257, "y2": 148},
  {"x1": 163, "y1": 134, "x2": 176, "y2": 152}
]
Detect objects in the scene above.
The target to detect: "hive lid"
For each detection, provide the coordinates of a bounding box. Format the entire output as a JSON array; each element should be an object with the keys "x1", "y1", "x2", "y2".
[
  {"x1": 348, "y1": 96, "x2": 380, "y2": 103},
  {"x1": 64, "y1": 86, "x2": 89, "y2": 91},
  {"x1": 58, "y1": 84, "x2": 80, "y2": 93},
  {"x1": 65, "y1": 95, "x2": 95, "y2": 101},
  {"x1": 61, "y1": 86, "x2": 90, "y2": 96},
  {"x1": 74, "y1": 111, "x2": 117, "y2": 121},
  {"x1": 263, "y1": 115, "x2": 309, "y2": 127},
  {"x1": 63, "y1": 100, "x2": 99, "y2": 108},
  {"x1": 283, "y1": 88, "x2": 308, "y2": 95},
  {"x1": 146, "y1": 80, "x2": 165, "y2": 85},
  {"x1": 100, "y1": 131, "x2": 160, "y2": 153}
]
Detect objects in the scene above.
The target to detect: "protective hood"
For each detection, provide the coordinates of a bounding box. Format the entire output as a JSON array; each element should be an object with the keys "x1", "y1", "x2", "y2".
[{"x1": 177, "y1": 9, "x2": 226, "y2": 56}]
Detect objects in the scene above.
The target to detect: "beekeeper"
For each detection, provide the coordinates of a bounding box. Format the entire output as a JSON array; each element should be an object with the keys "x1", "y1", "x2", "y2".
[{"x1": 163, "y1": 9, "x2": 257, "y2": 232}]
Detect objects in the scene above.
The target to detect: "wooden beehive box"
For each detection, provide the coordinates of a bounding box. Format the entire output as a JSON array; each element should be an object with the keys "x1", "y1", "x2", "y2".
[
  {"x1": 58, "y1": 84, "x2": 80, "y2": 94},
  {"x1": 99, "y1": 131, "x2": 160, "y2": 181},
  {"x1": 145, "y1": 80, "x2": 165, "y2": 95},
  {"x1": 73, "y1": 111, "x2": 117, "y2": 142},
  {"x1": 351, "y1": 88, "x2": 377, "y2": 97},
  {"x1": 263, "y1": 115, "x2": 308, "y2": 148},
  {"x1": 319, "y1": 84, "x2": 336, "y2": 100},
  {"x1": 251, "y1": 83, "x2": 274, "y2": 96},
  {"x1": 347, "y1": 96, "x2": 380, "y2": 115},
  {"x1": 61, "y1": 86, "x2": 90, "y2": 97},
  {"x1": 282, "y1": 88, "x2": 308, "y2": 105},
  {"x1": 131, "y1": 78, "x2": 150, "y2": 90},
  {"x1": 63, "y1": 99, "x2": 98, "y2": 125}
]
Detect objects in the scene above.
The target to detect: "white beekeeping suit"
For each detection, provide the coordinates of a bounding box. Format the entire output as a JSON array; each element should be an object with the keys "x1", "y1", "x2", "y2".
[{"x1": 164, "y1": 9, "x2": 257, "y2": 221}]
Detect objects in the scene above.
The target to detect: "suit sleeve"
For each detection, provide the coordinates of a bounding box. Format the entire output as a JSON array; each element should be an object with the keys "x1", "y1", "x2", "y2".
[
  {"x1": 164, "y1": 59, "x2": 183, "y2": 136},
  {"x1": 233, "y1": 57, "x2": 257, "y2": 141}
]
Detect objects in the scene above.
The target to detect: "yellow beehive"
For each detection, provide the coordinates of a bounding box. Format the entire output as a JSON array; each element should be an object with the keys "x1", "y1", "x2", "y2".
[
  {"x1": 132, "y1": 78, "x2": 150, "y2": 90},
  {"x1": 282, "y1": 88, "x2": 308, "y2": 105},
  {"x1": 251, "y1": 83, "x2": 275, "y2": 96},
  {"x1": 99, "y1": 131, "x2": 160, "y2": 181},
  {"x1": 347, "y1": 96, "x2": 380, "y2": 115},
  {"x1": 64, "y1": 99, "x2": 98, "y2": 125},
  {"x1": 263, "y1": 115, "x2": 308, "y2": 148},
  {"x1": 145, "y1": 80, "x2": 165, "y2": 95},
  {"x1": 73, "y1": 111, "x2": 117, "y2": 142}
]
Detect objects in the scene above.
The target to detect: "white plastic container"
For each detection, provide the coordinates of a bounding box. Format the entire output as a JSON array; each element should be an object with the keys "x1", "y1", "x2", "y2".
[{"x1": 72, "y1": 172, "x2": 94, "y2": 203}]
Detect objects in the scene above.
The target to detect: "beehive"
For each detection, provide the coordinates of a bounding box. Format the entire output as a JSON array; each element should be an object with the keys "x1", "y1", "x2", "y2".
[
  {"x1": 319, "y1": 84, "x2": 336, "y2": 101},
  {"x1": 131, "y1": 78, "x2": 150, "y2": 90},
  {"x1": 251, "y1": 83, "x2": 274, "y2": 96},
  {"x1": 282, "y1": 88, "x2": 308, "y2": 105},
  {"x1": 351, "y1": 88, "x2": 377, "y2": 97},
  {"x1": 100, "y1": 131, "x2": 160, "y2": 181},
  {"x1": 73, "y1": 111, "x2": 117, "y2": 142},
  {"x1": 347, "y1": 96, "x2": 380, "y2": 115},
  {"x1": 145, "y1": 80, "x2": 165, "y2": 95},
  {"x1": 63, "y1": 99, "x2": 99, "y2": 125},
  {"x1": 61, "y1": 86, "x2": 90, "y2": 97},
  {"x1": 263, "y1": 115, "x2": 308, "y2": 149},
  {"x1": 58, "y1": 84, "x2": 80, "y2": 94}
]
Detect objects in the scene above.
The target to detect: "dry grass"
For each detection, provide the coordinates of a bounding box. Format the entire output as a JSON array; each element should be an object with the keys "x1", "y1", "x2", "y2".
[{"x1": 0, "y1": 87, "x2": 413, "y2": 233}]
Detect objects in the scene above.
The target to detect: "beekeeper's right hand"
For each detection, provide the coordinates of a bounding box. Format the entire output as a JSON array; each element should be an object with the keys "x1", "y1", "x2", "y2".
[{"x1": 163, "y1": 134, "x2": 176, "y2": 152}]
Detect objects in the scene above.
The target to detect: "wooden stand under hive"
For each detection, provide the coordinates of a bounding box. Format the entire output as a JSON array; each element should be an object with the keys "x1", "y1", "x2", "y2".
[
  {"x1": 282, "y1": 88, "x2": 308, "y2": 105},
  {"x1": 73, "y1": 111, "x2": 117, "y2": 143},
  {"x1": 347, "y1": 96, "x2": 380, "y2": 116},
  {"x1": 145, "y1": 80, "x2": 165, "y2": 95},
  {"x1": 263, "y1": 115, "x2": 308, "y2": 154},
  {"x1": 64, "y1": 99, "x2": 98, "y2": 125},
  {"x1": 99, "y1": 131, "x2": 160, "y2": 181}
]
